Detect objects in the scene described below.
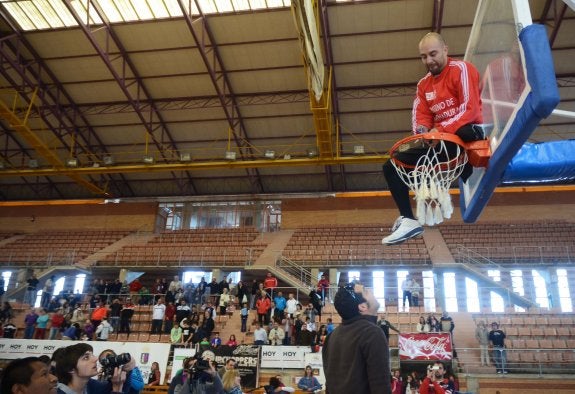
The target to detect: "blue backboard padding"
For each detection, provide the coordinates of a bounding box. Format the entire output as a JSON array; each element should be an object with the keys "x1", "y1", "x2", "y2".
[
  {"x1": 460, "y1": 24, "x2": 560, "y2": 222},
  {"x1": 502, "y1": 140, "x2": 575, "y2": 183}
]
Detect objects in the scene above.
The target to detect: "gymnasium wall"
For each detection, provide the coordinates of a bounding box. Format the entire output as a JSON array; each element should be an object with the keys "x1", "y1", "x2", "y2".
[
  {"x1": 0, "y1": 201, "x2": 158, "y2": 232},
  {"x1": 281, "y1": 188, "x2": 575, "y2": 228}
]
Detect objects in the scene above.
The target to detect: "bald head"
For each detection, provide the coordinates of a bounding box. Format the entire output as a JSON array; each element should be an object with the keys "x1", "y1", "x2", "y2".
[{"x1": 419, "y1": 32, "x2": 449, "y2": 75}]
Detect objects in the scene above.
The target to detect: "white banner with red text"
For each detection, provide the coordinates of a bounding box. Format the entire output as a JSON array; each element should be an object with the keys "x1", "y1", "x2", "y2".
[{"x1": 398, "y1": 333, "x2": 453, "y2": 360}]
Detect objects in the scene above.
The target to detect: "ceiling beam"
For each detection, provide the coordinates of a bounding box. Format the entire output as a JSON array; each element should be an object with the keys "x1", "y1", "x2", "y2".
[{"x1": 177, "y1": 0, "x2": 264, "y2": 195}]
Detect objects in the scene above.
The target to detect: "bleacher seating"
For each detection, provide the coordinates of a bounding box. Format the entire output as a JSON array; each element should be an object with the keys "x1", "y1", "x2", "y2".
[
  {"x1": 97, "y1": 228, "x2": 266, "y2": 266},
  {"x1": 282, "y1": 224, "x2": 430, "y2": 265},
  {"x1": 440, "y1": 221, "x2": 575, "y2": 264},
  {"x1": 0, "y1": 230, "x2": 132, "y2": 266}
]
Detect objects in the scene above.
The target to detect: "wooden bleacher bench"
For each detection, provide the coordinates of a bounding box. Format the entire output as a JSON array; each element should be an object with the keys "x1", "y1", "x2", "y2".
[{"x1": 141, "y1": 385, "x2": 169, "y2": 394}]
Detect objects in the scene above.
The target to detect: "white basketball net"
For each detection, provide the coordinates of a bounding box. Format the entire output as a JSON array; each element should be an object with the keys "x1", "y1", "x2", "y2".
[{"x1": 391, "y1": 139, "x2": 468, "y2": 226}]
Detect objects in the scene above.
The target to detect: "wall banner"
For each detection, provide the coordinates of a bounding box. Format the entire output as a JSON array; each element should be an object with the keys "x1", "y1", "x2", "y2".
[
  {"x1": 398, "y1": 333, "x2": 453, "y2": 360},
  {"x1": 260, "y1": 345, "x2": 313, "y2": 369}
]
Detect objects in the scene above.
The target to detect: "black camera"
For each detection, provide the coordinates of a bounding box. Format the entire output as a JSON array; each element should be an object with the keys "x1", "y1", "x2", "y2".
[
  {"x1": 100, "y1": 353, "x2": 131, "y2": 380},
  {"x1": 189, "y1": 356, "x2": 215, "y2": 380}
]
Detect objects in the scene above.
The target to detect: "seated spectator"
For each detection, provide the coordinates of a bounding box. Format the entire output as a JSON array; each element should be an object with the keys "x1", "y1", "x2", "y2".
[
  {"x1": 265, "y1": 376, "x2": 295, "y2": 394},
  {"x1": 62, "y1": 323, "x2": 81, "y2": 340},
  {"x1": 417, "y1": 316, "x2": 430, "y2": 333},
  {"x1": 0, "y1": 356, "x2": 57, "y2": 394},
  {"x1": 253, "y1": 322, "x2": 268, "y2": 345},
  {"x1": 297, "y1": 365, "x2": 322, "y2": 392},
  {"x1": 226, "y1": 334, "x2": 238, "y2": 346},
  {"x1": 95, "y1": 316, "x2": 114, "y2": 341},
  {"x1": 147, "y1": 362, "x2": 161, "y2": 387},
  {"x1": 211, "y1": 333, "x2": 222, "y2": 348},
  {"x1": 83, "y1": 319, "x2": 95, "y2": 340},
  {"x1": 2, "y1": 318, "x2": 17, "y2": 338}
]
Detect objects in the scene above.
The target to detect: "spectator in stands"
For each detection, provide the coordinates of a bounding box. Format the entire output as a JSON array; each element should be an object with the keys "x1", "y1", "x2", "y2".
[
  {"x1": 0, "y1": 356, "x2": 58, "y2": 394},
  {"x1": 323, "y1": 283, "x2": 390, "y2": 394},
  {"x1": 180, "y1": 318, "x2": 194, "y2": 346},
  {"x1": 1, "y1": 301, "x2": 13, "y2": 323},
  {"x1": 138, "y1": 286, "x2": 151, "y2": 305},
  {"x1": 268, "y1": 321, "x2": 285, "y2": 346},
  {"x1": 48, "y1": 308, "x2": 65, "y2": 340},
  {"x1": 211, "y1": 333, "x2": 222, "y2": 348},
  {"x1": 119, "y1": 298, "x2": 135, "y2": 336},
  {"x1": 219, "y1": 276, "x2": 230, "y2": 296},
  {"x1": 54, "y1": 343, "x2": 125, "y2": 394},
  {"x1": 315, "y1": 324, "x2": 328, "y2": 348},
  {"x1": 24, "y1": 273, "x2": 40, "y2": 306},
  {"x1": 164, "y1": 301, "x2": 176, "y2": 334},
  {"x1": 170, "y1": 320, "x2": 183, "y2": 344},
  {"x1": 198, "y1": 309, "x2": 215, "y2": 340},
  {"x1": 250, "y1": 279, "x2": 259, "y2": 310},
  {"x1": 309, "y1": 290, "x2": 323, "y2": 319},
  {"x1": 40, "y1": 275, "x2": 56, "y2": 309},
  {"x1": 401, "y1": 275, "x2": 413, "y2": 309},
  {"x1": 256, "y1": 291, "x2": 272, "y2": 325},
  {"x1": 273, "y1": 291, "x2": 287, "y2": 321},
  {"x1": 235, "y1": 280, "x2": 248, "y2": 306},
  {"x1": 391, "y1": 369, "x2": 403, "y2": 394},
  {"x1": 253, "y1": 322, "x2": 268, "y2": 345},
  {"x1": 263, "y1": 273, "x2": 278, "y2": 297},
  {"x1": 293, "y1": 315, "x2": 303, "y2": 344},
  {"x1": 82, "y1": 319, "x2": 95, "y2": 341},
  {"x1": 298, "y1": 321, "x2": 315, "y2": 347},
  {"x1": 91, "y1": 300, "x2": 108, "y2": 328},
  {"x1": 419, "y1": 361, "x2": 455, "y2": 393},
  {"x1": 109, "y1": 298, "x2": 122, "y2": 332},
  {"x1": 151, "y1": 297, "x2": 166, "y2": 334},
  {"x1": 411, "y1": 279, "x2": 421, "y2": 307},
  {"x1": 488, "y1": 322, "x2": 508, "y2": 374},
  {"x1": 196, "y1": 277, "x2": 207, "y2": 304},
  {"x1": 240, "y1": 302, "x2": 249, "y2": 333},
  {"x1": 404, "y1": 374, "x2": 418, "y2": 394},
  {"x1": 169, "y1": 275, "x2": 183, "y2": 294},
  {"x1": 120, "y1": 280, "x2": 130, "y2": 296},
  {"x1": 297, "y1": 365, "x2": 322, "y2": 393},
  {"x1": 219, "y1": 288, "x2": 231, "y2": 322},
  {"x1": 3, "y1": 317, "x2": 17, "y2": 338},
  {"x1": 282, "y1": 315, "x2": 293, "y2": 345},
  {"x1": 147, "y1": 362, "x2": 161, "y2": 387},
  {"x1": 417, "y1": 316, "x2": 430, "y2": 333},
  {"x1": 62, "y1": 322, "x2": 81, "y2": 340},
  {"x1": 207, "y1": 278, "x2": 221, "y2": 304},
  {"x1": 183, "y1": 284, "x2": 195, "y2": 305},
  {"x1": 24, "y1": 307, "x2": 38, "y2": 339},
  {"x1": 377, "y1": 314, "x2": 400, "y2": 339},
  {"x1": 33, "y1": 308, "x2": 49, "y2": 339},
  {"x1": 217, "y1": 358, "x2": 236, "y2": 379},
  {"x1": 440, "y1": 311, "x2": 455, "y2": 334},
  {"x1": 225, "y1": 334, "x2": 237, "y2": 347},
  {"x1": 265, "y1": 376, "x2": 293, "y2": 394},
  {"x1": 326, "y1": 318, "x2": 335, "y2": 334},
  {"x1": 129, "y1": 278, "x2": 143, "y2": 304},
  {"x1": 95, "y1": 316, "x2": 114, "y2": 341},
  {"x1": 317, "y1": 274, "x2": 330, "y2": 302},
  {"x1": 427, "y1": 314, "x2": 441, "y2": 332},
  {"x1": 176, "y1": 299, "x2": 192, "y2": 324},
  {"x1": 98, "y1": 348, "x2": 145, "y2": 394},
  {"x1": 285, "y1": 293, "x2": 298, "y2": 318},
  {"x1": 222, "y1": 369, "x2": 242, "y2": 394},
  {"x1": 475, "y1": 320, "x2": 491, "y2": 367}
]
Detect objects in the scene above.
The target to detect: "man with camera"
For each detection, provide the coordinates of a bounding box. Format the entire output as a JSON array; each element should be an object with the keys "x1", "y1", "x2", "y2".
[
  {"x1": 170, "y1": 355, "x2": 224, "y2": 394},
  {"x1": 419, "y1": 362, "x2": 454, "y2": 394},
  {"x1": 322, "y1": 283, "x2": 390, "y2": 394},
  {"x1": 98, "y1": 349, "x2": 144, "y2": 394}
]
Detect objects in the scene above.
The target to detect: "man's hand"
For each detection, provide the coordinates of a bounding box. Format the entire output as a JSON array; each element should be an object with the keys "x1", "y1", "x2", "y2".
[
  {"x1": 111, "y1": 367, "x2": 127, "y2": 392},
  {"x1": 355, "y1": 285, "x2": 380, "y2": 316}
]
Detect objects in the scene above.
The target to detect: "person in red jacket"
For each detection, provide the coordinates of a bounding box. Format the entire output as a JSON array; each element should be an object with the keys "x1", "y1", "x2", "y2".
[
  {"x1": 419, "y1": 362, "x2": 455, "y2": 394},
  {"x1": 382, "y1": 32, "x2": 485, "y2": 245},
  {"x1": 263, "y1": 273, "x2": 278, "y2": 297},
  {"x1": 316, "y1": 274, "x2": 330, "y2": 303},
  {"x1": 256, "y1": 291, "x2": 272, "y2": 325}
]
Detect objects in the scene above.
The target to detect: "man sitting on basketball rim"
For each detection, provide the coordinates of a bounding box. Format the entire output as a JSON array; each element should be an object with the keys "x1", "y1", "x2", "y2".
[{"x1": 382, "y1": 32, "x2": 486, "y2": 245}]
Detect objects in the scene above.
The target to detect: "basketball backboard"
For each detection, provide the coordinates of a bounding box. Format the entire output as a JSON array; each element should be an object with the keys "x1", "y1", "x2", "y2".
[{"x1": 459, "y1": 0, "x2": 560, "y2": 223}]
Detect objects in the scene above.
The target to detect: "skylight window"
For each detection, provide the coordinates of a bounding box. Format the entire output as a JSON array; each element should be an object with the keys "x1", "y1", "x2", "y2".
[{"x1": 0, "y1": 0, "x2": 292, "y2": 31}]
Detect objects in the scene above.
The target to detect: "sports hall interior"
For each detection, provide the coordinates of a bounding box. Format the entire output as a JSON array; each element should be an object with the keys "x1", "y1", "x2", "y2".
[{"x1": 0, "y1": 0, "x2": 574, "y2": 393}]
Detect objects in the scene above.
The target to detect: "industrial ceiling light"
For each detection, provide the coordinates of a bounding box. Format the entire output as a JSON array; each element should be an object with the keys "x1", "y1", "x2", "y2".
[
  {"x1": 180, "y1": 153, "x2": 192, "y2": 162},
  {"x1": 264, "y1": 150, "x2": 275, "y2": 159},
  {"x1": 66, "y1": 158, "x2": 78, "y2": 167},
  {"x1": 225, "y1": 151, "x2": 236, "y2": 160},
  {"x1": 103, "y1": 155, "x2": 114, "y2": 166},
  {"x1": 353, "y1": 145, "x2": 365, "y2": 155},
  {"x1": 307, "y1": 149, "x2": 318, "y2": 158},
  {"x1": 28, "y1": 159, "x2": 39, "y2": 168},
  {"x1": 142, "y1": 155, "x2": 154, "y2": 164}
]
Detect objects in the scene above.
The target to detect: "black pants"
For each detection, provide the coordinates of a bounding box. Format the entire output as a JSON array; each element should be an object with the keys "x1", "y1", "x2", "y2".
[{"x1": 382, "y1": 124, "x2": 483, "y2": 219}]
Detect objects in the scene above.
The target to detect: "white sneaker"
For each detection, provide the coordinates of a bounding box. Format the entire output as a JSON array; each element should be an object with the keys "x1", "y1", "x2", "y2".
[{"x1": 382, "y1": 217, "x2": 424, "y2": 245}]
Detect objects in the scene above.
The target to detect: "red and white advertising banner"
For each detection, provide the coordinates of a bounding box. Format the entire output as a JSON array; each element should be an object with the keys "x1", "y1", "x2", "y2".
[{"x1": 398, "y1": 333, "x2": 452, "y2": 360}]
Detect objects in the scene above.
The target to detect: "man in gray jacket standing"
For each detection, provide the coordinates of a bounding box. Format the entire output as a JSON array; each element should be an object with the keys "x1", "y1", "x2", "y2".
[{"x1": 322, "y1": 283, "x2": 390, "y2": 393}]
